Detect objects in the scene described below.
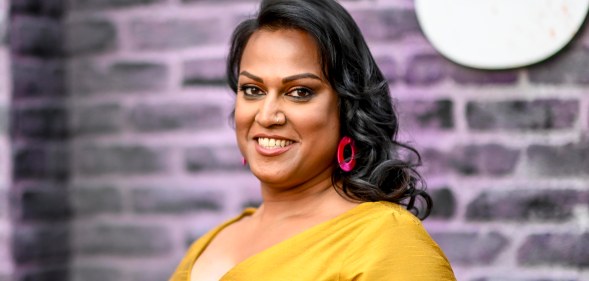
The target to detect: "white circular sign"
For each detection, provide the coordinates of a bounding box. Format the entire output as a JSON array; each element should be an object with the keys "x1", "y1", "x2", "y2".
[{"x1": 415, "y1": 0, "x2": 589, "y2": 69}]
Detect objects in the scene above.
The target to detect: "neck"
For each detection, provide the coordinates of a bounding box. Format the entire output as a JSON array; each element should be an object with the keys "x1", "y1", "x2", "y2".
[{"x1": 253, "y1": 174, "x2": 356, "y2": 223}]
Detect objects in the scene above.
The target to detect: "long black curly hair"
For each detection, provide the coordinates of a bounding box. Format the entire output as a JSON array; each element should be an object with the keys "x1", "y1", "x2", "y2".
[{"x1": 227, "y1": 0, "x2": 432, "y2": 219}]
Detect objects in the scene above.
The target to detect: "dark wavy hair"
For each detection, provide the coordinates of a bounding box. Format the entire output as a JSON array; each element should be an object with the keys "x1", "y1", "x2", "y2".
[{"x1": 227, "y1": 0, "x2": 432, "y2": 219}]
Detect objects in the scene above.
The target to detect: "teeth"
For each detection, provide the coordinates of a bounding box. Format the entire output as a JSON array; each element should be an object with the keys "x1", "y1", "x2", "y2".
[{"x1": 257, "y1": 138, "x2": 293, "y2": 148}]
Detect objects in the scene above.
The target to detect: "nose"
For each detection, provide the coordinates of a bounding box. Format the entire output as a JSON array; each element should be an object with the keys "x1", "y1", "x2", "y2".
[{"x1": 255, "y1": 93, "x2": 283, "y2": 127}]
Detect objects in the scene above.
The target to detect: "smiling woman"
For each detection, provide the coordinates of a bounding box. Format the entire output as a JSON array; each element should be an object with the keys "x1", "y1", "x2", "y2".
[
  {"x1": 169, "y1": 0, "x2": 456, "y2": 280},
  {"x1": 235, "y1": 29, "x2": 340, "y2": 191}
]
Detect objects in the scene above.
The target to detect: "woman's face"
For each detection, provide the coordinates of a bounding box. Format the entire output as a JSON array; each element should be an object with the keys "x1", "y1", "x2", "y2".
[{"x1": 235, "y1": 28, "x2": 340, "y2": 189}]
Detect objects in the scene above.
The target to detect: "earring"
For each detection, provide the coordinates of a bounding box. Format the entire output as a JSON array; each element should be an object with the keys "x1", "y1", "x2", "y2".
[
  {"x1": 241, "y1": 157, "x2": 247, "y2": 166},
  {"x1": 337, "y1": 136, "x2": 356, "y2": 172}
]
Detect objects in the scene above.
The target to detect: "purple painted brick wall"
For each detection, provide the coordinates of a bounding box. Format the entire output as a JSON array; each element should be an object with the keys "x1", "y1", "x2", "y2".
[
  {"x1": 2, "y1": 0, "x2": 588, "y2": 280},
  {"x1": 9, "y1": 1, "x2": 71, "y2": 281},
  {"x1": 0, "y1": 0, "x2": 12, "y2": 279}
]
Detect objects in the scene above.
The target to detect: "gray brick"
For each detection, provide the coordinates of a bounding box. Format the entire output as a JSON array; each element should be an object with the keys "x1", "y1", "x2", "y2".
[
  {"x1": 70, "y1": 61, "x2": 168, "y2": 95},
  {"x1": 0, "y1": 27, "x2": 5, "y2": 47},
  {"x1": 527, "y1": 140, "x2": 589, "y2": 176},
  {"x1": 14, "y1": 183, "x2": 71, "y2": 221},
  {"x1": 420, "y1": 148, "x2": 450, "y2": 176},
  {"x1": 74, "y1": 223, "x2": 172, "y2": 256},
  {"x1": 10, "y1": 15, "x2": 63, "y2": 56},
  {"x1": 14, "y1": 143, "x2": 69, "y2": 180},
  {"x1": 130, "y1": 266, "x2": 177, "y2": 281},
  {"x1": 450, "y1": 144, "x2": 520, "y2": 176},
  {"x1": 241, "y1": 199, "x2": 261, "y2": 210},
  {"x1": 351, "y1": 9, "x2": 421, "y2": 42},
  {"x1": 584, "y1": 26, "x2": 589, "y2": 49},
  {"x1": 129, "y1": 103, "x2": 224, "y2": 132},
  {"x1": 518, "y1": 232, "x2": 589, "y2": 267},
  {"x1": 466, "y1": 189, "x2": 586, "y2": 222},
  {"x1": 71, "y1": 266, "x2": 123, "y2": 281},
  {"x1": 74, "y1": 145, "x2": 167, "y2": 176},
  {"x1": 129, "y1": 18, "x2": 227, "y2": 50},
  {"x1": 529, "y1": 46, "x2": 589, "y2": 84},
  {"x1": 183, "y1": 58, "x2": 226, "y2": 86},
  {"x1": 185, "y1": 145, "x2": 246, "y2": 172},
  {"x1": 11, "y1": 0, "x2": 65, "y2": 17},
  {"x1": 131, "y1": 187, "x2": 222, "y2": 214},
  {"x1": 12, "y1": 103, "x2": 69, "y2": 140},
  {"x1": 467, "y1": 99, "x2": 579, "y2": 130},
  {"x1": 71, "y1": 0, "x2": 165, "y2": 10},
  {"x1": 451, "y1": 66, "x2": 518, "y2": 85},
  {"x1": 72, "y1": 185, "x2": 122, "y2": 216},
  {"x1": 431, "y1": 232, "x2": 508, "y2": 265},
  {"x1": 14, "y1": 266, "x2": 68, "y2": 281},
  {"x1": 0, "y1": 106, "x2": 6, "y2": 135},
  {"x1": 72, "y1": 103, "x2": 123, "y2": 136},
  {"x1": 12, "y1": 223, "x2": 70, "y2": 263},
  {"x1": 12, "y1": 56, "x2": 65, "y2": 98},
  {"x1": 398, "y1": 100, "x2": 453, "y2": 130},
  {"x1": 65, "y1": 19, "x2": 116, "y2": 55},
  {"x1": 404, "y1": 53, "x2": 449, "y2": 85},
  {"x1": 374, "y1": 56, "x2": 397, "y2": 83},
  {"x1": 429, "y1": 187, "x2": 455, "y2": 219}
]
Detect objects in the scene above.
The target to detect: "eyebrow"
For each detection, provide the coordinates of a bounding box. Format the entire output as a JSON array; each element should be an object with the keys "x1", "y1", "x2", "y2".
[
  {"x1": 240, "y1": 71, "x2": 264, "y2": 83},
  {"x1": 239, "y1": 71, "x2": 322, "y2": 84}
]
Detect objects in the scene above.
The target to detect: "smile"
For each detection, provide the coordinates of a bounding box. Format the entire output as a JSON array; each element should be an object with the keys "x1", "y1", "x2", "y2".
[{"x1": 257, "y1": 137, "x2": 293, "y2": 149}]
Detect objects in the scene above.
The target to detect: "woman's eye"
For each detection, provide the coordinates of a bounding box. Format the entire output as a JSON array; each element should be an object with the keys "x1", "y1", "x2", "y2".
[
  {"x1": 287, "y1": 88, "x2": 314, "y2": 99},
  {"x1": 240, "y1": 86, "x2": 264, "y2": 97}
]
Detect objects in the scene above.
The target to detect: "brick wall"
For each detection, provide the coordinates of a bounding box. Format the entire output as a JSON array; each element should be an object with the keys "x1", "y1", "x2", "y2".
[
  {"x1": 2, "y1": 0, "x2": 588, "y2": 280},
  {"x1": 67, "y1": 1, "x2": 252, "y2": 280},
  {"x1": 9, "y1": 0, "x2": 71, "y2": 280},
  {"x1": 0, "y1": 0, "x2": 12, "y2": 279}
]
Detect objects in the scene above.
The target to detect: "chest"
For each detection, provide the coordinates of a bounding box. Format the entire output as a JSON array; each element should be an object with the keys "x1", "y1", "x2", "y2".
[
  {"x1": 189, "y1": 221, "x2": 304, "y2": 281},
  {"x1": 190, "y1": 234, "x2": 351, "y2": 281}
]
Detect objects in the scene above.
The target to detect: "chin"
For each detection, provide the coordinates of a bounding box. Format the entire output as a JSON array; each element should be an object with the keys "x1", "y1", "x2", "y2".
[
  {"x1": 250, "y1": 168, "x2": 292, "y2": 187},
  {"x1": 252, "y1": 170, "x2": 287, "y2": 184}
]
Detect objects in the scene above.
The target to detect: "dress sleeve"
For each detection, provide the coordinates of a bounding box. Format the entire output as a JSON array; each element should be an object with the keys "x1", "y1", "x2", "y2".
[{"x1": 340, "y1": 211, "x2": 456, "y2": 281}]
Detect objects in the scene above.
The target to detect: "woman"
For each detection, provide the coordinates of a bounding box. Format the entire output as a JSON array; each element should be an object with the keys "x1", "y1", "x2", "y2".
[{"x1": 170, "y1": 0, "x2": 456, "y2": 280}]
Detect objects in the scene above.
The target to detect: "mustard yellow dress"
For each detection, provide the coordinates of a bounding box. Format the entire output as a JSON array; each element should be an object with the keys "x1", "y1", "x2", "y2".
[{"x1": 169, "y1": 201, "x2": 456, "y2": 281}]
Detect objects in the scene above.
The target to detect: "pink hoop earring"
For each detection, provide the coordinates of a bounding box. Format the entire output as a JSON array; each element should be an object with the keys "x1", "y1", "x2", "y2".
[{"x1": 337, "y1": 136, "x2": 356, "y2": 172}]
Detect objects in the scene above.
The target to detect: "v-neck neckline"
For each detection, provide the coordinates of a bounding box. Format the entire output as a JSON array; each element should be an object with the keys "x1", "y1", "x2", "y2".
[{"x1": 188, "y1": 202, "x2": 377, "y2": 280}]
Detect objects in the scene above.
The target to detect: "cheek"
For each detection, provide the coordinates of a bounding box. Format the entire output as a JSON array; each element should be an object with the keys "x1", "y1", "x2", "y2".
[
  {"x1": 295, "y1": 103, "x2": 340, "y2": 140},
  {"x1": 234, "y1": 99, "x2": 250, "y2": 128}
]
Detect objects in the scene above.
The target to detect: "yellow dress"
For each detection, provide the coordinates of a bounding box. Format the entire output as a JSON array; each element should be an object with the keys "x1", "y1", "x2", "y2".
[{"x1": 169, "y1": 201, "x2": 456, "y2": 281}]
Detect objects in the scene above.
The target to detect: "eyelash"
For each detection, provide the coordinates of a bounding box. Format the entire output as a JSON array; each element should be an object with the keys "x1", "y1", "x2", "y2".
[
  {"x1": 239, "y1": 85, "x2": 263, "y2": 97},
  {"x1": 288, "y1": 87, "x2": 314, "y2": 100},
  {"x1": 238, "y1": 85, "x2": 315, "y2": 101}
]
